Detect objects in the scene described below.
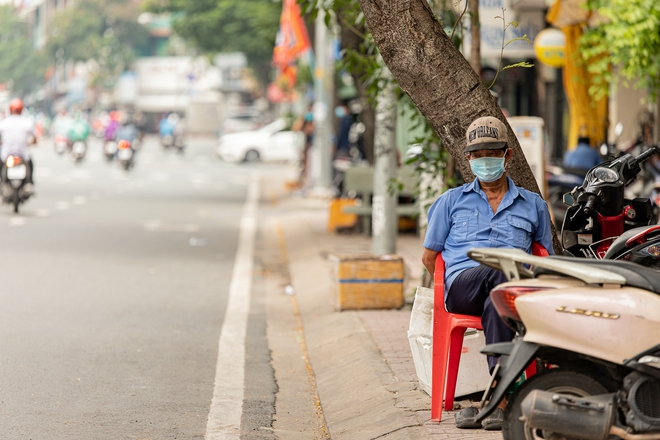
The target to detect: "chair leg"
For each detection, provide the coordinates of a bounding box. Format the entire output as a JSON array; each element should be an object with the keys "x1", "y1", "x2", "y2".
[
  {"x1": 444, "y1": 327, "x2": 467, "y2": 412},
  {"x1": 431, "y1": 321, "x2": 451, "y2": 421}
]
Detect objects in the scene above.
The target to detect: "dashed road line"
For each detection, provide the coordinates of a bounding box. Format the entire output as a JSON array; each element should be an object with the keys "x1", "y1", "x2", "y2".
[{"x1": 9, "y1": 217, "x2": 26, "y2": 226}]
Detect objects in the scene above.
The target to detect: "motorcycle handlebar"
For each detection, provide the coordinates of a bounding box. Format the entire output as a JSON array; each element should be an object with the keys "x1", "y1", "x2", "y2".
[
  {"x1": 631, "y1": 146, "x2": 660, "y2": 167},
  {"x1": 583, "y1": 194, "x2": 598, "y2": 214}
]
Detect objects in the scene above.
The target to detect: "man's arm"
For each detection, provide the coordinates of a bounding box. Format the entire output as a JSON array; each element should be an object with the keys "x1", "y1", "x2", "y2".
[
  {"x1": 422, "y1": 248, "x2": 439, "y2": 276},
  {"x1": 421, "y1": 191, "x2": 452, "y2": 277}
]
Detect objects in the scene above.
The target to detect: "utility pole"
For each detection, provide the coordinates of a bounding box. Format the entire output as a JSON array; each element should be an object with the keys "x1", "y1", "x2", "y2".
[
  {"x1": 311, "y1": 8, "x2": 334, "y2": 193},
  {"x1": 372, "y1": 64, "x2": 398, "y2": 255}
]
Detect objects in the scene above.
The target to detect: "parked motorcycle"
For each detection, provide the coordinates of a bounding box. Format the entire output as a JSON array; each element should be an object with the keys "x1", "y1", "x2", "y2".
[
  {"x1": 117, "y1": 140, "x2": 134, "y2": 171},
  {"x1": 2, "y1": 155, "x2": 31, "y2": 213},
  {"x1": 54, "y1": 134, "x2": 69, "y2": 155},
  {"x1": 561, "y1": 145, "x2": 660, "y2": 265},
  {"x1": 467, "y1": 247, "x2": 660, "y2": 440}
]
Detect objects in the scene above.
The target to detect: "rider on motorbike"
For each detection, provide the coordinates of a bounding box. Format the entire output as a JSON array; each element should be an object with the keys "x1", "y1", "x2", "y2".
[
  {"x1": 159, "y1": 113, "x2": 176, "y2": 137},
  {"x1": 68, "y1": 112, "x2": 90, "y2": 147},
  {"x1": 104, "y1": 111, "x2": 120, "y2": 144},
  {"x1": 115, "y1": 116, "x2": 140, "y2": 145},
  {"x1": 0, "y1": 98, "x2": 36, "y2": 193}
]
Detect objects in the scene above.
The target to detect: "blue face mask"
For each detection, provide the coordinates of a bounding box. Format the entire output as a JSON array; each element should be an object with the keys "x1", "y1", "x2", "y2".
[
  {"x1": 469, "y1": 156, "x2": 506, "y2": 182},
  {"x1": 335, "y1": 106, "x2": 347, "y2": 118}
]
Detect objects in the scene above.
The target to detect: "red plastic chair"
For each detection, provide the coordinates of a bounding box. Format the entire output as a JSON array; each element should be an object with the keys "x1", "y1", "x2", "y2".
[{"x1": 430, "y1": 243, "x2": 548, "y2": 421}]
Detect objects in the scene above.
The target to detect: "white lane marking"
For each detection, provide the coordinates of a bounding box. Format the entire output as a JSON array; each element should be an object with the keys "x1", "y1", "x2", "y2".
[
  {"x1": 72, "y1": 169, "x2": 91, "y2": 179},
  {"x1": 205, "y1": 173, "x2": 258, "y2": 439},
  {"x1": 35, "y1": 208, "x2": 50, "y2": 217},
  {"x1": 73, "y1": 196, "x2": 87, "y2": 205},
  {"x1": 56, "y1": 201, "x2": 70, "y2": 210},
  {"x1": 9, "y1": 217, "x2": 26, "y2": 226},
  {"x1": 143, "y1": 220, "x2": 201, "y2": 232}
]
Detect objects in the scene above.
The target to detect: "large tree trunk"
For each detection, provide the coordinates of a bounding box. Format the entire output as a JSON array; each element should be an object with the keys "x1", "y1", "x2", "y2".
[
  {"x1": 357, "y1": 0, "x2": 560, "y2": 252},
  {"x1": 356, "y1": 0, "x2": 536, "y2": 189}
]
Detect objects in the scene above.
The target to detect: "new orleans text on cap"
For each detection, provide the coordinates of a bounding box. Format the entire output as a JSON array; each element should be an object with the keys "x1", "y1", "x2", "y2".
[{"x1": 468, "y1": 125, "x2": 500, "y2": 143}]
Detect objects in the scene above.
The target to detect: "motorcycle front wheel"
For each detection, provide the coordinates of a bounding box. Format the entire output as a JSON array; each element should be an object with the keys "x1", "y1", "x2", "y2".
[{"x1": 503, "y1": 369, "x2": 611, "y2": 440}]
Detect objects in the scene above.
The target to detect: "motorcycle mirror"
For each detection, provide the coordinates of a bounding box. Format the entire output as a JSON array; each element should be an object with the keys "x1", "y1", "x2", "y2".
[
  {"x1": 563, "y1": 193, "x2": 574, "y2": 206},
  {"x1": 614, "y1": 122, "x2": 624, "y2": 138},
  {"x1": 600, "y1": 143, "x2": 608, "y2": 156}
]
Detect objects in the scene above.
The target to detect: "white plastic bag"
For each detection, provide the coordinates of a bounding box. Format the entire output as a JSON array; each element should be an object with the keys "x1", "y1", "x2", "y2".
[{"x1": 408, "y1": 287, "x2": 434, "y2": 395}]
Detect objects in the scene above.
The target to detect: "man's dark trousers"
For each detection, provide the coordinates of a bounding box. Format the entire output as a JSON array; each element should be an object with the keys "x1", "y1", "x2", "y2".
[{"x1": 446, "y1": 265, "x2": 514, "y2": 372}]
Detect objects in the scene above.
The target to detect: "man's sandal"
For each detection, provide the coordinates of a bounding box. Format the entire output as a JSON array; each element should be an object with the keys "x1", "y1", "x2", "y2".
[
  {"x1": 454, "y1": 407, "x2": 482, "y2": 429},
  {"x1": 481, "y1": 407, "x2": 504, "y2": 431}
]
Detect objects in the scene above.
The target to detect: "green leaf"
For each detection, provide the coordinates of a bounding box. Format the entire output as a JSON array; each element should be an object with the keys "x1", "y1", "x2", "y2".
[{"x1": 503, "y1": 61, "x2": 534, "y2": 70}]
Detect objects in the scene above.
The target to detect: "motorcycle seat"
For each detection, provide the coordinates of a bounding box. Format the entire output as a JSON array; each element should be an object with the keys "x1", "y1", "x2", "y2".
[{"x1": 537, "y1": 256, "x2": 660, "y2": 295}]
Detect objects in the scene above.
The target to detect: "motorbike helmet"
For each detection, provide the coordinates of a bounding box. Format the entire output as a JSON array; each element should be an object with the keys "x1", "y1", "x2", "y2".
[{"x1": 9, "y1": 98, "x2": 23, "y2": 115}]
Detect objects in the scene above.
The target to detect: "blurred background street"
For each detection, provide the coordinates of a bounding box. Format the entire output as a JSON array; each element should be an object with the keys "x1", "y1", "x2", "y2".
[{"x1": 0, "y1": 135, "x2": 263, "y2": 438}]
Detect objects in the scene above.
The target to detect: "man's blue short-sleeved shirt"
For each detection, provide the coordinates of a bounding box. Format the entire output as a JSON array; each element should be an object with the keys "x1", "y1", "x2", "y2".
[{"x1": 423, "y1": 177, "x2": 554, "y2": 298}]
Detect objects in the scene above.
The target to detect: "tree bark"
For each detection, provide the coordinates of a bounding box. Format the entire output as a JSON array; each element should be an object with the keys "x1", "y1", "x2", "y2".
[
  {"x1": 357, "y1": 0, "x2": 561, "y2": 253},
  {"x1": 469, "y1": 0, "x2": 481, "y2": 75},
  {"x1": 356, "y1": 0, "x2": 536, "y2": 189}
]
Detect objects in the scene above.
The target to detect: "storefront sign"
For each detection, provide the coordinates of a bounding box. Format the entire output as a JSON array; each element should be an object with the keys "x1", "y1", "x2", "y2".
[{"x1": 534, "y1": 28, "x2": 566, "y2": 68}]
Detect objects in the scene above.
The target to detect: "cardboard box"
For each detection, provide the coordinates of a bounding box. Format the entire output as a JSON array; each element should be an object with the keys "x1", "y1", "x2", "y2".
[{"x1": 331, "y1": 255, "x2": 404, "y2": 310}]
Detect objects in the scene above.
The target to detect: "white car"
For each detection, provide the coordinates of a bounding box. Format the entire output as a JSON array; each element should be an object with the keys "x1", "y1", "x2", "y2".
[{"x1": 216, "y1": 119, "x2": 304, "y2": 163}]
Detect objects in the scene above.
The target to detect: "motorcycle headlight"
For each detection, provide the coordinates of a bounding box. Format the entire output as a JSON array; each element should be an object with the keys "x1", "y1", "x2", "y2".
[
  {"x1": 5, "y1": 156, "x2": 19, "y2": 167},
  {"x1": 641, "y1": 244, "x2": 660, "y2": 257}
]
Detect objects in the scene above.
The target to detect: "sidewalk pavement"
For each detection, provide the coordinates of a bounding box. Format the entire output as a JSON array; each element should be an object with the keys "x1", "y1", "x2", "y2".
[{"x1": 271, "y1": 186, "x2": 502, "y2": 439}]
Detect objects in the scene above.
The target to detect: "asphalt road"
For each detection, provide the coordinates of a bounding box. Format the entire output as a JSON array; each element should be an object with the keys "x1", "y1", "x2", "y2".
[{"x1": 0, "y1": 135, "x2": 278, "y2": 439}]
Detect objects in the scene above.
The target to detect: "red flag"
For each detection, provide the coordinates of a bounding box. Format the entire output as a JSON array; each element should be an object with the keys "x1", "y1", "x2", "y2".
[{"x1": 272, "y1": 0, "x2": 311, "y2": 68}]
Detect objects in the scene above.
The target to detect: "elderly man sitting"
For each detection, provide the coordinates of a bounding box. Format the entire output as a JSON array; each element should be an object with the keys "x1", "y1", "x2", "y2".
[{"x1": 421, "y1": 116, "x2": 554, "y2": 430}]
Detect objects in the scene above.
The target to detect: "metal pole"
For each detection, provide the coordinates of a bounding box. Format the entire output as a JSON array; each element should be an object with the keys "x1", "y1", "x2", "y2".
[
  {"x1": 311, "y1": 9, "x2": 334, "y2": 192},
  {"x1": 372, "y1": 64, "x2": 398, "y2": 255}
]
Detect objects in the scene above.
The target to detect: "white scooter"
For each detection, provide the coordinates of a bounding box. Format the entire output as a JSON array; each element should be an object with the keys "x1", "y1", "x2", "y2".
[
  {"x1": 468, "y1": 247, "x2": 660, "y2": 440},
  {"x1": 71, "y1": 140, "x2": 87, "y2": 163}
]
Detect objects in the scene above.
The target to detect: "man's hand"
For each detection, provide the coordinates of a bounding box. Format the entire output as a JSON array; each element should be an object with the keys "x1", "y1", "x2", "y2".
[{"x1": 422, "y1": 248, "x2": 439, "y2": 278}]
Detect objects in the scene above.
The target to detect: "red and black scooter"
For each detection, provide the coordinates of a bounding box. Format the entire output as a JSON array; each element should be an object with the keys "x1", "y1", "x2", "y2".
[{"x1": 561, "y1": 145, "x2": 660, "y2": 267}]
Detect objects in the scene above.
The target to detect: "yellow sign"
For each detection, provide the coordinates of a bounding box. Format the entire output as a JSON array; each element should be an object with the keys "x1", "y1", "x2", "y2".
[{"x1": 534, "y1": 28, "x2": 566, "y2": 68}]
